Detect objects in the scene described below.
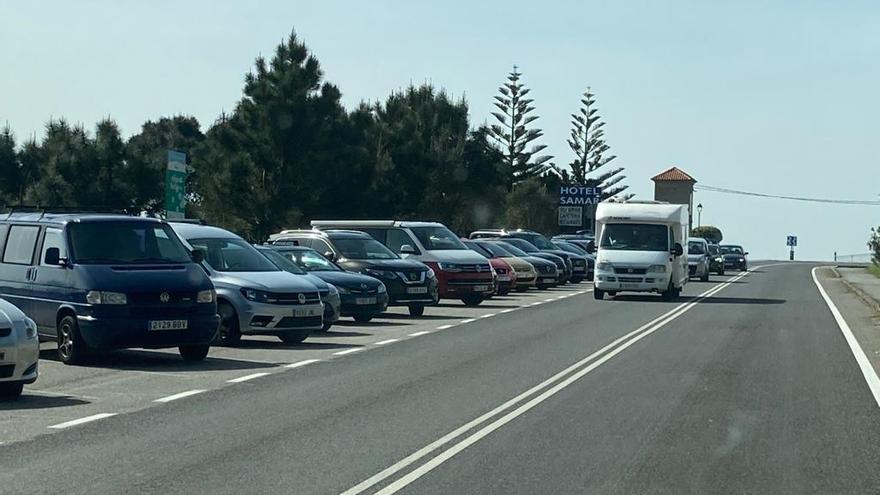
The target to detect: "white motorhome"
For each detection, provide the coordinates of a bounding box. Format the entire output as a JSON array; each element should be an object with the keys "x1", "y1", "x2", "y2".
[{"x1": 590, "y1": 201, "x2": 688, "y2": 300}]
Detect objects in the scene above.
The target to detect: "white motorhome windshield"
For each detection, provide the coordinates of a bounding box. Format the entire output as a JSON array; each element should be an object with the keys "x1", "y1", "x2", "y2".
[{"x1": 600, "y1": 224, "x2": 669, "y2": 252}]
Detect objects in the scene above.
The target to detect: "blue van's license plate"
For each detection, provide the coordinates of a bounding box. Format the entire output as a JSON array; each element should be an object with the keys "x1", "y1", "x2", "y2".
[{"x1": 149, "y1": 320, "x2": 188, "y2": 331}]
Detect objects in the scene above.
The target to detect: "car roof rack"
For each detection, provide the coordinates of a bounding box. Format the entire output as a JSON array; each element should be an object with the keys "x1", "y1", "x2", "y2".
[{"x1": 0, "y1": 205, "x2": 142, "y2": 220}]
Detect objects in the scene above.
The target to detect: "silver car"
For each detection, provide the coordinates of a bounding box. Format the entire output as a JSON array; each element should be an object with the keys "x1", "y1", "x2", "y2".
[
  {"x1": 687, "y1": 237, "x2": 711, "y2": 282},
  {"x1": 171, "y1": 223, "x2": 324, "y2": 345},
  {"x1": 0, "y1": 298, "x2": 39, "y2": 398}
]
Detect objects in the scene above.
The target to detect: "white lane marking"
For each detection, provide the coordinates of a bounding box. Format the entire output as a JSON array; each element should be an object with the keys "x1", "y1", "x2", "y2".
[
  {"x1": 284, "y1": 359, "x2": 321, "y2": 369},
  {"x1": 334, "y1": 348, "x2": 364, "y2": 356},
  {"x1": 374, "y1": 339, "x2": 400, "y2": 346},
  {"x1": 436, "y1": 325, "x2": 454, "y2": 330},
  {"x1": 49, "y1": 413, "x2": 117, "y2": 430},
  {"x1": 528, "y1": 302, "x2": 542, "y2": 307},
  {"x1": 460, "y1": 319, "x2": 476, "y2": 324},
  {"x1": 227, "y1": 372, "x2": 271, "y2": 383},
  {"x1": 544, "y1": 298, "x2": 555, "y2": 302},
  {"x1": 555, "y1": 296, "x2": 566, "y2": 300},
  {"x1": 343, "y1": 270, "x2": 752, "y2": 495},
  {"x1": 479, "y1": 314, "x2": 495, "y2": 319},
  {"x1": 154, "y1": 389, "x2": 207, "y2": 403},
  {"x1": 499, "y1": 308, "x2": 516, "y2": 314},
  {"x1": 409, "y1": 331, "x2": 432, "y2": 337},
  {"x1": 812, "y1": 266, "x2": 880, "y2": 408}
]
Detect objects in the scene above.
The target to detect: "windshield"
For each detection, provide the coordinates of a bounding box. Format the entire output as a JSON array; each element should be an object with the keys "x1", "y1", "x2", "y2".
[
  {"x1": 188, "y1": 237, "x2": 279, "y2": 272},
  {"x1": 708, "y1": 245, "x2": 719, "y2": 255},
  {"x1": 69, "y1": 221, "x2": 192, "y2": 264},
  {"x1": 554, "y1": 241, "x2": 586, "y2": 255},
  {"x1": 409, "y1": 226, "x2": 467, "y2": 250},
  {"x1": 502, "y1": 237, "x2": 540, "y2": 253},
  {"x1": 477, "y1": 241, "x2": 511, "y2": 257},
  {"x1": 600, "y1": 224, "x2": 669, "y2": 252},
  {"x1": 721, "y1": 245, "x2": 744, "y2": 255},
  {"x1": 511, "y1": 232, "x2": 554, "y2": 250},
  {"x1": 286, "y1": 249, "x2": 341, "y2": 272},
  {"x1": 495, "y1": 241, "x2": 529, "y2": 257},
  {"x1": 258, "y1": 248, "x2": 307, "y2": 274},
  {"x1": 334, "y1": 238, "x2": 399, "y2": 260},
  {"x1": 688, "y1": 242, "x2": 706, "y2": 255},
  {"x1": 463, "y1": 241, "x2": 493, "y2": 258}
]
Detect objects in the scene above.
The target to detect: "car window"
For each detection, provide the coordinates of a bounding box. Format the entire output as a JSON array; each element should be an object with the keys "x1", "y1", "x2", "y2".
[
  {"x1": 708, "y1": 245, "x2": 719, "y2": 255},
  {"x1": 502, "y1": 238, "x2": 539, "y2": 253},
  {"x1": 40, "y1": 227, "x2": 67, "y2": 267},
  {"x1": 3, "y1": 225, "x2": 40, "y2": 264},
  {"x1": 289, "y1": 249, "x2": 340, "y2": 271},
  {"x1": 69, "y1": 222, "x2": 191, "y2": 264},
  {"x1": 600, "y1": 224, "x2": 669, "y2": 252},
  {"x1": 311, "y1": 239, "x2": 333, "y2": 256},
  {"x1": 477, "y1": 241, "x2": 510, "y2": 257},
  {"x1": 688, "y1": 242, "x2": 706, "y2": 255},
  {"x1": 333, "y1": 238, "x2": 398, "y2": 260},
  {"x1": 495, "y1": 241, "x2": 529, "y2": 257},
  {"x1": 463, "y1": 241, "x2": 493, "y2": 258},
  {"x1": 386, "y1": 228, "x2": 420, "y2": 254},
  {"x1": 189, "y1": 237, "x2": 279, "y2": 272},
  {"x1": 409, "y1": 226, "x2": 466, "y2": 250},
  {"x1": 721, "y1": 245, "x2": 744, "y2": 255}
]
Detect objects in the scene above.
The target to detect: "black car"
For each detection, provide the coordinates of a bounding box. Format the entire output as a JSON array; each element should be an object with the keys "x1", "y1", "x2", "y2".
[
  {"x1": 720, "y1": 244, "x2": 748, "y2": 271},
  {"x1": 479, "y1": 237, "x2": 568, "y2": 286},
  {"x1": 488, "y1": 240, "x2": 561, "y2": 290},
  {"x1": 470, "y1": 229, "x2": 573, "y2": 283},
  {"x1": 265, "y1": 245, "x2": 389, "y2": 323},
  {"x1": 550, "y1": 240, "x2": 593, "y2": 282},
  {"x1": 268, "y1": 230, "x2": 438, "y2": 316}
]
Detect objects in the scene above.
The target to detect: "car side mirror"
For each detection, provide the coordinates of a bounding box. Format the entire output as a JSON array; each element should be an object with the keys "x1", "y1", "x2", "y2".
[
  {"x1": 744, "y1": 252, "x2": 749, "y2": 256},
  {"x1": 399, "y1": 244, "x2": 416, "y2": 255},
  {"x1": 323, "y1": 251, "x2": 336, "y2": 262},
  {"x1": 672, "y1": 243, "x2": 684, "y2": 257},
  {"x1": 44, "y1": 247, "x2": 65, "y2": 266},
  {"x1": 191, "y1": 249, "x2": 205, "y2": 263},
  {"x1": 586, "y1": 241, "x2": 596, "y2": 254}
]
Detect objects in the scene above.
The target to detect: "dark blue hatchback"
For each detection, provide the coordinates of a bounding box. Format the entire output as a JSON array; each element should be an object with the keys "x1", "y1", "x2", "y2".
[{"x1": 0, "y1": 213, "x2": 219, "y2": 364}]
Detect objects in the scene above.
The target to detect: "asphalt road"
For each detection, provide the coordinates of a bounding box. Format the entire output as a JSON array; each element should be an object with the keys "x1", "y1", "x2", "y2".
[{"x1": 2, "y1": 263, "x2": 880, "y2": 494}]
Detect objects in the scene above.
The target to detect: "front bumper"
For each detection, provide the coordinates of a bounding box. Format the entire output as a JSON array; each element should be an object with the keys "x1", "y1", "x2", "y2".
[
  {"x1": 383, "y1": 276, "x2": 439, "y2": 306},
  {"x1": 339, "y1": 292, "x2": 390, "y2": 316},
  {"x1": 0, "y1": 332, "x2": 39, "y2": 385},
  {"x1": 236, "y1": 299, "x2": 325, "y2": 334},
  {"x1": 515, "y1": 273, "x2": 537, "y2": 288},
  {"x1": 436, "y1": 272, "x2": 495, "y2": 298},
  {"x1": 594, "y1": 273, "x2": 669, "y2": 292},
  {"x1": 77, "y1": 313, "x2": 220, "y2": 349}
]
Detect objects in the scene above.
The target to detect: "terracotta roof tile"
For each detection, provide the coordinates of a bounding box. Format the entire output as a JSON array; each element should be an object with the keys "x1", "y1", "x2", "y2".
[{"x1": 651, "y1": 166, "x2": 696, "y2": 182}]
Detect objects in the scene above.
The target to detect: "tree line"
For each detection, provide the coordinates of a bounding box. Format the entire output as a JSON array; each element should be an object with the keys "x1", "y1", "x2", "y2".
[{"x1": 0, "y1": 31, "x2": 628, "y2": 241}]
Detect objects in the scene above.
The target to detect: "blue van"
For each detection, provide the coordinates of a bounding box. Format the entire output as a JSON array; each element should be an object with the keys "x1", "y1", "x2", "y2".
[{"x1": 0, "y1": 213, "x2": 220, "y2": 364}]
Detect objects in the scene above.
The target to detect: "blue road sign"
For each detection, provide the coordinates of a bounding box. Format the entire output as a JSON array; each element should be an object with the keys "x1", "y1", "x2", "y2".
[{"x1": 786, "y1": 235, "x2": 797, "y2": 247}]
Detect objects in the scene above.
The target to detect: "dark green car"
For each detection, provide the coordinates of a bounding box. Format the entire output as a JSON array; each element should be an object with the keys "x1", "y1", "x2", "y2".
[{"x1": 707, "y1": 244, "x2": 725, "y2": 275}]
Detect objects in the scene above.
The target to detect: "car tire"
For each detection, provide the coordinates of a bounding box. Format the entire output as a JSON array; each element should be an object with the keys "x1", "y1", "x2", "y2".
[
  {"x1": 515, "y1": 286, "x2": 529, "y2": 293},
  {"x1": 353, "y1": 314, "x2": 373, "y2": 323},
  {"x1": 57, "y1": 314, "x2": 89, "y2": 365},
  {"x1": 277, "y1": 330, "x2": 309, "y2": 344},
  {"x1": 0, "y1": 383, "x2": 23, "y2": 399},
  {"x1": 408, "y1": 304, "x2": 425, "y2": 317},
  {"x1": 594, "y1": 289, "x2": 605, "y2": 300},
  {"x1": 662, "y1": 282, "x2": 676, "y2": 301},
  {"x1": 216, "y1": 302, "x2": 242, "y2": 347},
  {"x1": 700, "y1": 271, "x2": 709, "y2": 282},
  {"x1": 320, "y1": 322, "x2": 333, "y2": 332},
  {"x1": 461, "y1": 294, "x2": 484, "y2": 307},
  {"x1": 179, "y1": 345, "x2": 210, "y2": 362}
]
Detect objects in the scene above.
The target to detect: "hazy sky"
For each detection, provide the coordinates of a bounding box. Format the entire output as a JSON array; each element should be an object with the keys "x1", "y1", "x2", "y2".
[{"x1": 2, "y1": 0, "x2": 878, "y2": 260}]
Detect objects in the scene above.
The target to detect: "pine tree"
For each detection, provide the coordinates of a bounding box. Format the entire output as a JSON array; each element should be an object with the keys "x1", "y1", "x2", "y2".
[
  {"x1": 0, "y1": 126, "x2": 18, "y2": 204},
  {"x1": 567, "y1": 88, "x2": 630, "y2": 199}
]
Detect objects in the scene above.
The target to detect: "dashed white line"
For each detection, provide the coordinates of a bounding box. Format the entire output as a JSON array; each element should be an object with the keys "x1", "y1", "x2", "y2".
[
  {"x1": 499, "y1": 308, "x2": 516, "y2": 314},
  {"x1": 409, "y1": 330, "x2": 432, "y2": 337},
  {"x1": 374, "y1": 339, "x2": 400, "y2": 346},
  {"x1": 284, "y1": 358, "x2": 321, "y2": 369},
  {"x1": 543, "y1": 298, "x2": 555, "y2": 302},
  {"x1": 334, "y1": 348, "x2": 364, "y2": 356},
  {"x1": 227, "y1": 372, "x2": 271, "y2": 383},
  {"x1": 436, "y1": 325, "x2": 454, "y2": 330},
  {"x1": 479, "y1": 314, "x2": 495, "y2": 319},
  {"x1": 154, "y1": 389, "x2": 207, "y2": 403},
  {"x1": 49, "y1": 413, "x2": 117, "y2": 430},
  {"x1": 528, "y1": 302, "x2": 542, "y2": 307},
  {"x1": 460, "y1": 318, "x2": 476, "y2": 324}
]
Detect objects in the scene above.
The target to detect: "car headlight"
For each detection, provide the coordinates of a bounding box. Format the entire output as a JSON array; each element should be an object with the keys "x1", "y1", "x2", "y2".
[
  {"x1": 336, "y1": 285, "x2": 351, "y2": 295},
  {"x1": 377, "y1": 283, "x2": 387, "y2": 293},
  {"x1": 596, "y1": 261, "x2": 613, "y2": 272},
  {"x1": 86, "y1": 291, "x2": 127, "y2": 305},
  {"x1": 366, "y1": 269, "x2": 398, "y2": 280},
  {"x1": 716, "y1": 257, "x2": 724, "y2": 263},
  {"x1": 24, "y1": 317, "x2": 37, "y2": 339},
  {"x1": 426, "y1": 268, "x2": 435, "y2": 279},
  {"x1": 240, "y1": 288, "x2": 270, "y2": 303},
  {"x1": 327, "y1": 284, "x2": 339, "y2": 297},
  {"x1": 197, "y1": 289, "x2": 215, "y2": 303},
  {"x1": 647, "y1": 264, "x2": 666, "y2": 273},
  {"x1": 437, "y1": 262, "x2": 462, "y2": 272}
]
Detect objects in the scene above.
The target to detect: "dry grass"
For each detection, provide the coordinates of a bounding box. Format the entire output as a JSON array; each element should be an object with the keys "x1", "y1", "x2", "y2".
[{"x1": 869, "y1": 264, "x2": 880, "y2": 278}]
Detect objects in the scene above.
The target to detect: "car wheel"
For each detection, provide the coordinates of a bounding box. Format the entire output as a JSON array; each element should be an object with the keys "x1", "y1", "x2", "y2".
[
  {"x1": 277, "y1": 330, "x2": 309, "y2": 344},
  {"x1": 0, "y1": 383, "x2": 23, "y2": 399},
  {"x1": 700, "y1": 271, "x2": 709, "y2": 282},
  {"x1": 216, "y1": 302, "x2": 242, "y2": 347},
  {"x1": 461, "y1": 294, "x2": 484, "y2": 307},
  {"x1": 662, "y1": 282, "x2": 676, "y2": 301},
  {"x1": 515, "y1": 286, "x2": 529, "y2": 293},
  {"x1": 570, "y1": 277, "x2": 583, "y2": 284},
  {"x1": 320, "y1": 322, "x2": 334, "y2": 332},
  {"x1": 353, "y1": 314, "x2": 373, "y2": 323},
  {"x1": 57, "y1": 314, "x2": 89, "y2": 365},
  {"x1": 408, "y1": 304, "x2": 425, "y2": 317},
  {"x1": 179, "y1": 345, "x2": 210, "y2": 362},
  {"x1": 594, "y1": 289, "x2": 605, "y2": 300}
]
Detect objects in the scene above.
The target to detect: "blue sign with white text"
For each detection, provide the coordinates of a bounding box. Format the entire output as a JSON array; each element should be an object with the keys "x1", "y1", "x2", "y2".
[{"x1": 559, "y1": 185, "x2": 603, "y2": 205}]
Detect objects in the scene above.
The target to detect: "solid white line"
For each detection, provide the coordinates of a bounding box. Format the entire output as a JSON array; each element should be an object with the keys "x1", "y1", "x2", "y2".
[
  {"x1": 284, "y1": 359, "x2": 321, "y2": 369},
  {"x1": 342, "y1": 271, "x2": 752, "y2": 495},
  {"x1": 154, "y1": 389, "x2": 207, "y2": 403},
  {"x1": 812, "y1": 266, "x2": 880, "y2": 408},
  {"x1": 460, "y1": 318, "x2": 476, "y2": 324},
  {"x1": 499, "y1": 308, "x2": 516, "y2": 314},
  {"x1": 528, "y1": 302, "x2": 542, "y2": 307},
  {"x1": 479, "y1": 313, "x2": 495, "y2": 319},
  {"x1": 49, "y1": 413, "x2": 117, "y2": 429},
  {"x1": 374, "y1": 339, "x2": 400, "y2": 346},
  {"x1": 409, "y1": 331, "x2": 432, "y2": 337},
  {"x1": 227, "y1": 372, "x2": 271, "y2": 383},
  {"x1": 436, "y1": 324, "x2": 454, "y2": 330},
  {"x1": 334, "y1": 348, "x2": 364, "y2": 356},
  {"x1": 544, "y1": 298, "x2": 555, "y2": 302}
]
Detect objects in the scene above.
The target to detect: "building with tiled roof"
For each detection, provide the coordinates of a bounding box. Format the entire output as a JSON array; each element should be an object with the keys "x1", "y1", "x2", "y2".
[{"x1": 652, "y1": 166, "x2": 697, "y2": 231}]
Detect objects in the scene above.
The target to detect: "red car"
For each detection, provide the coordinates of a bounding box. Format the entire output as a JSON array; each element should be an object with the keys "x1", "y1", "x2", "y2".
[{"x1": 463, "y1": 240, "x2": 516, "y2": 295}]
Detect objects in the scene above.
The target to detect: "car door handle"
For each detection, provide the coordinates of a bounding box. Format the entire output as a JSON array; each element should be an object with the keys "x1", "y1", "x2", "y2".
[
  {"x1": 30, "y1": 267, "x2": 37, "y2": 281},
  {"x1": 25, "y1": 267, "x2": 33, "y2": 281}
]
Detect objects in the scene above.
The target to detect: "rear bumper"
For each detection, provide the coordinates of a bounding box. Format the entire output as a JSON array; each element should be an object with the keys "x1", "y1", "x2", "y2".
[{"x1": 77, "y1": 314, "x2": 220, "y2": 349}]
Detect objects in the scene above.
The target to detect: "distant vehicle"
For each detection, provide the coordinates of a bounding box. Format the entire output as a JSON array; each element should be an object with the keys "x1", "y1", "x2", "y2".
[
  {"x1": 707, "y1": 244, "x2": 726, "y2": 275},
  {"x1": 265, "y1": 245, "x2": 388, "y2": 323},
  {"x1": 469, "y1": 240, "x2": 539, "y2": 292},
  {"x1": 254, "y1": 246, "x2": 340, "y2": 331},
  {"x1": 551, "y1": 235, "x2": 594, "y2": 252},
  {"x1": 550, "y1": 240, "x2": 593, "y2": 282},
  {"x1": 687, "y1": 237, "x2": 711, "y2": 282},
  {"x1": 0, "y1": 298, "x2": 38, "y2": 398},
  {"x1": 469, "y1": 229, "x2": 573, "y2": 283},
  {"x1": 267, "y1": 229, "x2": 437, "y2": 316},
  {"x1": 720, "y1": 245, "x2": 749, "y2": 271},
  {"x1": 486, "y1": 240, "x2": 560, "y2": 290},
  {"x1": 462, "y1": 240, "x2": 515, "y2": 295},
  {"x1": 171, "y1": 223, "x2": 323, "y2": 345},
  {"x1": 0, "y1": 213, "x2": 219, "y2": 364},
  {"x1": 590, "y1": 201, "x2": 688, "y2": 300}
]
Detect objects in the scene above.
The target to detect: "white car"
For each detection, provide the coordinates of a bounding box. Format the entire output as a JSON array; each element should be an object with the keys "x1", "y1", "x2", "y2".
[
  {"x1": 0, "y1": 298, "x2": 39, "y2": 398},
  {"x1": 687, "y1": 237, "x2": 711, "y2": 282}
]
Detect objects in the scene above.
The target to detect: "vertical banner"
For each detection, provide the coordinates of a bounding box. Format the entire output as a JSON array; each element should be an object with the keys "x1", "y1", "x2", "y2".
[{"x1": 165, "y1": 150, "x2": 187, "y2": 220}]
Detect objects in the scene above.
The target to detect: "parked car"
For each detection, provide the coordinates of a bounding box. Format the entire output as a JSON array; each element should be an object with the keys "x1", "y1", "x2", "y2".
[
  {"x1": 462, "y1": 240, "x2": 515, "y2": 295},
  {"x1": 0, "y1": 212, "x2": 219, "y2": 364},
  {"x1": 310, "y1": 221, "x2": 494, "y2": 307},
  {"x1": 470, "y1": 229, "x2": 573, "y2": 283},
  {"x1": 480, "y1": 237, "x2": 566, "y2": 287},
  {"x1": 550, "y1": 240, "x2": 592, "y2": 282},
  {"x1": 486, "y1": 240, "x2": 560, "y2": 290},
  {"x1": 720, "y1": 244, "x2": 749, "y2": 271},
  {"x1": 254, "y1": 246, "x2": 340, "y2": 331},
  {"x1": 707, "y1": 244, "x2": 725, "y2": 275},
  {"x1": 265, "y1": 245, "x2": 389, "y2": 323},
  {"x1": 687, "y1": 237, "x2": 711, "y2": 282},
  {"x1": 171, "y1": 223, "x2": 323, "y2": 345},
  {"x1": 267, "y1": 229, "x2": 437, "y2": 316},
  {"x1": 470, "y1": 240, "x2": 539, "y2": 292},
  {"x1": 0, "y1": 298, "x2": 39, "y2": 398}
]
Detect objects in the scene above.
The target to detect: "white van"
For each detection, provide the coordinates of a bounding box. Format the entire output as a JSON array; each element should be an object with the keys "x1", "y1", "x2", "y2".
[{"x1": 590, "y1": 201, "x2": 688, "y2": 300}]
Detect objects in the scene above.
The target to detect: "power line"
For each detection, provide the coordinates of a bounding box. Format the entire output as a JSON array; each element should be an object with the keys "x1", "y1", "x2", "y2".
[{"x1": 694, "y1": 184, "x2": 880, "y2": 206}]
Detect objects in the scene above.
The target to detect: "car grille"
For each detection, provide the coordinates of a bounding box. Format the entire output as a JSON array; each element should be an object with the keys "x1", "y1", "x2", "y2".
[
  {"x1": 276, "y1": 316, "x2": 322, "y2": 328},
  {"x1": 399, "y1": 271, "x2": 425, "y2": 283},
  {"x1": 617, "y1": 276, "x2": 643, "y2": 283},
  {"x1": 349, "y1": 286, "x2": 379, "y2": 295},
  {"x1": 266, "y1": 292, "x2": 321, "y2": 305},
  {"x1": 537, "y1": 265, "x2": 555, "y2": 274},
  {"x1": 614, "y1": 267, "x2": 647, "y2": 275},
  {"x1": 573, "y1": 260, "x2": 586, "y2": 267},
  {"x1": 0, "y1": 364, "x2": 14, "y2": 378},
  {"x1": 128, "y1": 292, "x2": 197, "y2": 304},
  {"x1": 448, "y1": 279, "x2": 492, "y2": 286}
]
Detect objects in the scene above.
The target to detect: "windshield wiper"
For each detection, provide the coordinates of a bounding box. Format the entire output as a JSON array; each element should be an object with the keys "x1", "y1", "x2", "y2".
[{"x1": 131, "y1": 257, "x2": 182, "y2": 264}]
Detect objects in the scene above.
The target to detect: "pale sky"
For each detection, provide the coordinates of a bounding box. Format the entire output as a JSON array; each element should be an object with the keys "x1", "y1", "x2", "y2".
[{"x1": 2, "y1": 0, "x2": 878, "y2": 260}]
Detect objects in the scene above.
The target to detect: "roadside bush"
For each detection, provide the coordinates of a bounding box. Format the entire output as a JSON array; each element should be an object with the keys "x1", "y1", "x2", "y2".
[
  {"x1": 869, "y1": 226, "x2": 880, "y2": 266},
  {"x1": 691, "y1": 225, "x2": 723, "y2": 244}
]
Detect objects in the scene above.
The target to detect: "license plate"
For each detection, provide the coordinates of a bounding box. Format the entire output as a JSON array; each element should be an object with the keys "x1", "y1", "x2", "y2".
[
  {"x1": 149, "y1": 320, "x2": 187, "y2": 331},
  {"x1": 294, "y1": 308, "x2": 320, "y2": 317},
  {"x1": 574, "y1": 267, "x2": 586, "y2": 273},
  {"x1": 620, "y1": 283, "x2": 639, "y2": 289},
  {"x1": 355, "y1": 297, "x2": 377, "y2": 305},
  {"x1": 542, "y1": 278, "x2": 556, "y2": 284},
  {"x1": 472, "y1": 285, "x2": 489, "y2": 292},
  {"x1": 406, "y1": 286, "x2": 428, "y2": 294},
  {"x1": 498, "y1": 276, "x2": 510, "y2": 282}
]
